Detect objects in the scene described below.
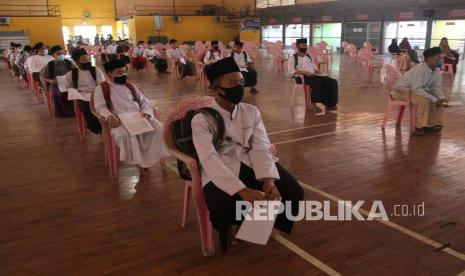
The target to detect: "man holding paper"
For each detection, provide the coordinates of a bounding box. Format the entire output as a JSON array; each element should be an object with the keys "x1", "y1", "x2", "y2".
[
  {"x1": 167, "y1": 39, "x2": 197, "y2": 80},
  {"x1": 41, "y1": 45, "x2": 75, "y2": 117},
  {"x1": 65, "y1": 48, "x2": 106, "y2": 134},
  {"x1": 193, "y1": 57, "x2": 304, "y2": 252},
  {"x1": 288, "y1": 38, "x2": 339, "y2": 113},
  {"x1": 93, "y1": 59, "x2": 169, "y2": 174}
]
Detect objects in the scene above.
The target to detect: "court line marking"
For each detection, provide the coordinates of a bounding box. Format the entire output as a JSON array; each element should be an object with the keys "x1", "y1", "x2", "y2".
[
  {"x1": 163, "y1": 163, "x2": 340, "y2": 275},
  {"x1": 273, "y1": 233, "x2": 342, "y2": 276},
  {"x1": 297, "y1": 180, "x2": 465, "y2": 262}
]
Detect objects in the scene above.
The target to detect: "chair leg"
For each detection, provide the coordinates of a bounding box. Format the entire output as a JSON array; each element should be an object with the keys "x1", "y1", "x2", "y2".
[
  {"x1": 32, "y1": 81, "x2": 40, "y2": 104},
  {"x1": 290, "y1": 85, "x2": 296, "y2": 106},
  {"x1": 396, "y1": 105, "x2": 406, "y2": 126},
  {"x1": 381, "y1": 102, "x2": 393, "y2": 129},
  {"x1": 410, "y1": 104, "x2": 417, "y2": 134},
  {"x1": 181, "y1": 183, "x2": 192, "y2": 228},
  {"x1": 304, "y1": 85, "x2": 311, "y2": 110}
]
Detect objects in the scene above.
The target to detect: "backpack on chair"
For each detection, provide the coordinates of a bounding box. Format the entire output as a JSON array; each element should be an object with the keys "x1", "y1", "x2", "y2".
[{"x1": 171, "y1": 107, "x2": 225, "y2": 180}]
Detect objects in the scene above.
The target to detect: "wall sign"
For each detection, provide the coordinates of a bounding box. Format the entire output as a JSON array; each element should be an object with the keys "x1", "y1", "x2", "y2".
[
  {"x1": 291, "y1": 17, "x2": 302, "y2": 23},
  {"x1": 321, "y1": 16, "x2": 333, "y2": 22},
  {"x1": 356, "y1": 14, "x2": 369, "y2": 20},
  {"x1": 448, "y1": 9, "x2": 465, "y2": 18},
  {"x1": 241, "y1": 18, "x2": 260, "y2": 30},
  {"x1": 399, "y1": 12, "x2": 415, "y2": 20}
]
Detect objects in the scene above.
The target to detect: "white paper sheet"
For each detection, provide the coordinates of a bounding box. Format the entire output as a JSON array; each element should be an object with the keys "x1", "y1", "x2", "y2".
[
  {"x1": 180, "y1": 58, "x2": 187, "y2": 65},
  {"x1": 235, "y1": 200, "x2": 281, "y2": 245},
  {"x1": 67, "y1": 88, "x2": 91, "y2": 102},
  {"x1": 118, "y1": 112, "x2": 154, "y2": 136},
  {"x1": 56, "y1": 75, "x2": 67, "y2": 92},
  {"x1": 444, "y1": 101, "x2": 462, "y2": 107}
]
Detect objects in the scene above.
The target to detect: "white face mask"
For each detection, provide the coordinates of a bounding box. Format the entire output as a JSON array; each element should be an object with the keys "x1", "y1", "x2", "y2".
[{"x1": 43, "y1": 49, "x2": 49, "y2": 55}]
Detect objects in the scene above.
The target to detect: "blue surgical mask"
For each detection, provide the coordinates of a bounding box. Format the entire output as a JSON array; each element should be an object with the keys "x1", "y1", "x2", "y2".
[
  {"x1": 435, "y1": 60, "x2": 443, "y2": 70},
  {"x1": 56, "y1": 54, "x2": 65, "y2": 62}
]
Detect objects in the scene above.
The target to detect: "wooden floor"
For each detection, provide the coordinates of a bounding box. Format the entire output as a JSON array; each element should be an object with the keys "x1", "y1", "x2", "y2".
[{"x1": 1, "y1": 53, "x2": 465, "y2": 275}]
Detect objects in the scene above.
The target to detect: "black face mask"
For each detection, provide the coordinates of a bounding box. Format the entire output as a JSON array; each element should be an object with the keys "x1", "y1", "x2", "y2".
[
  {"x1": 219, "y1": 84, "x2": 244, "y2": 105},
  {"x1": 213, "y1": 45, "x2": 219, "y2": 50},
  {"x1": 113, "y1": 75, "x2": 127, "y2": 85},
  {"x1": 299, "y1": 47, "x2": 307, "y2": 53},
  {"x1": 80, "y1": 62, "x2": 92, "y2": 70}
]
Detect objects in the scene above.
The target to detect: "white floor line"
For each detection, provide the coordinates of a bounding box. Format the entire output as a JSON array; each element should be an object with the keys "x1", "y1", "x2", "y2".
[
  {"x1": 163, "y1": 163, "x2": 339, "y2": 274},
  {"x1": 273, "y1": 131, "x2": 343, "y2": 145},
  {"x1": 273, "y1": 233, "x2": 342, "y2": 276},
  {"x1": 298, "y1": 181, "x2": 465, "y2": 262}
]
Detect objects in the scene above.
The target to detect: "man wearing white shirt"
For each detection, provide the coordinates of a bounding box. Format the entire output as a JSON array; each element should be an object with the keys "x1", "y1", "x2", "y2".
[
  {"x1": 93, "y1": 59, "x2": 169, "y2": 174},
  {"x1": 231, "y1": 40, "x2": 259, "y2": 94},
  {"x1": 192, "y1": 57, "x2": 303, "y2": 252},
  {"x1": 27, "y1": 42, "x2": 54, "y2": 90},
  {"x1": 167, "y1": 39, "x2": 197, "y2": 79},
  {"x1": 41, "y1": 45, "x2": 75, "y2": 117},
  {"x1": 131, "y1": 41, "x2": 146, "y2": 71},
  {"x1": 144, "y1": 42, "x2": 169, "y2": 74},
  {"x1": 393, "y1": 47, "x2": 446, "y2": 136},
  {"x1": 65, "y1": 48, "x2": 106, "y2": 134},
  {"x1": 288, "y1": 38, "x2": 339, "y2": 113},
  {"x1": 203, "y1": 40, "x2": 222, "y2": 65}
]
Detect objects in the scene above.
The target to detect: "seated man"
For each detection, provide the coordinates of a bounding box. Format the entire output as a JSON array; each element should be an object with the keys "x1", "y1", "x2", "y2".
[
  {"x1": 167, "y1": 39, "x2": 197, "y2": 79},
  {"x1": 192, "y1": 57, "x2": 304, "y2": 252},
  {"x1": 231, "y1": 41, "x2": 258, "y2": 94},
  {"x1": 393, "y1": 47, "x2": 447, "y2": 136},
  {"x1": 93, "y1": 59, "x2": 169, "y2": 174},
  {"x1": 65, "y1": 48, "x2": 106, "y2": 134},
  {"x1": 144, "y1": 42, "x2": 169, "y2": 74},
  {"x1": 27, "y1": 42, "x2": 54, "y2": 90},
  {"x1": 41, "y1": 45, "x2": 75, "y2": 117},
  {"x1": 288, "y1": 38, "x2": 339, "y2": 112},
  {"x1": 203, "y1": 40, "x2": 222, "y2": 65},
  {"x1": 131, "y1": 40, "x2": 146, "y2": 72}
]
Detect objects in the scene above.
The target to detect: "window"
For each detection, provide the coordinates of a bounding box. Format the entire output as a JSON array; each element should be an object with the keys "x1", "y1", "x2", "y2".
[
  {"x1": 284, "y1": 24, "x2": 310, "y2": 46},
  {"x1": 257, "y1": 0, "x2": 295, "y2": 8},
  {"x1": 383, "y1": 21, "x2": 427, "y2": 54},
  {"x1": 312, "y1": 23, "x2": 342, "y2": 50},
  {"x1": 261, "y1": 25, "x2": 283, "y2": 43},
  {"x1": 100, "y1": 26, "x2": 112, "y2": 37},
  {"x1": 431, "y1": 20, "x2": 465, "y2": 58}
]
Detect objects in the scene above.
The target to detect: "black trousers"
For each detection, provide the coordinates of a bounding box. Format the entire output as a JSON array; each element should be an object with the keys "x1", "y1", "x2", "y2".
[
  {"x1": 295, "y1": 75, "x2": 339, "y2": 108},
  {"x1": 176, "y1": 60, "x2": 197, "y2": 78},
  {"x1": 32, "y1": 72, "x2": 43, "y2": 89},
  {"x1": 79, "y1": 100, "x2": 101, "y2": 134},
  {"x1": 203, "y1": 162, "x2": 304, "y2": 251},
  {"x1": 152, "y1": 57, "x2": 168, "y2": 73},
  {"x1": 241, "y1": 68, "x2": 257, "y2": 87}
]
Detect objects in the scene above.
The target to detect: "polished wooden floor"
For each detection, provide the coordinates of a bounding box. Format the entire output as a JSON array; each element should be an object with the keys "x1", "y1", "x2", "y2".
[{"x1": 1, "y1": 53, "x2": 465, "y2": 275}]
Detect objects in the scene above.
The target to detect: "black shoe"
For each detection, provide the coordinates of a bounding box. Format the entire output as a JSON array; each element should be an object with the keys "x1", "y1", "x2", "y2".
[
  {"x1": 425, "y1": 126, "x2": 443, "y2": 134},
  {"x1": 412, "y1": 128, "x2": 425, "y2": 136}
]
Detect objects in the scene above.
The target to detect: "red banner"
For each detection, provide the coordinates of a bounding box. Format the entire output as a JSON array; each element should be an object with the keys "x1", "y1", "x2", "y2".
[
  {"x1": 268, "y1": 18, "x2": 277, "y2": 25},
  {"x1": 356, "y1": 14, "x2": 369, "y2": 20},
  {"x1": 321, "y1": 16, "x2": 333, "y2": 22},
  {"x1": 449, "y1": 9, "x2": 465, "y2": 18},
  {"x1": 292, "y1": 17, "x2": 302, "y2": 23},
  {"x1": 399, "y1": 12, "x2": 415, "y2": 20}
]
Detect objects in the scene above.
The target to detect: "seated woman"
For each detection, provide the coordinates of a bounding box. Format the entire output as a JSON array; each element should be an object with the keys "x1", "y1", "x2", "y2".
[
  {"x1": 389, "y1": 39, "x2": 411, "y2": 71},
  {"x1": 399, "y1": 37, "x2": 420, "y2": 63},
  {"x1": 439, "y1": 37, "x2": 459, "y2": 73}
]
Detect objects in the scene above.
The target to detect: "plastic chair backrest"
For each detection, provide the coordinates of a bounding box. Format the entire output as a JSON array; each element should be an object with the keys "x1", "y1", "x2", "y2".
[{"x1": 381, "y1": 64, "x2": 401, "y2": 90}]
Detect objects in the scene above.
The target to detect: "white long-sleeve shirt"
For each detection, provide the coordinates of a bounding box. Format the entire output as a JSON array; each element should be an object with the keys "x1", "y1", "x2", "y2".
[
  {"x1": 287, "y1": 54, "x2": 317, "y2": 75},
  {"x1": 393, "y1": 63, "x2": 444, "y2": 103},
  {"x1": 203, "y1": 50, "x2": 222, "y2": 65},
  {"x1": 132, "y1": 46, "x2": 144, "y2": 57},
  {"x1": 65, "y1": 67, "x2": 105, "y2": 101},
  {"x1": 191, "y1": 101, "x2": 279, "y2": 196},
  {"x1": 167, "y1": 48, "x2": 186, "y2": 60},
  {"x1": 232, "y1": 51, "x2": 252, "y2": 72},
  {"x1": 26, "y1": 55, "x2": 54, "y2": 73},
  {"x1": 143, "y1": 48, "x2": 160, "y2": 60},
  {"x1": 107, "y1": 44, "x2": 117, "y2": 54},
  {"x1": 93, "y1": 81, "x2": 154, "y2": 120}
]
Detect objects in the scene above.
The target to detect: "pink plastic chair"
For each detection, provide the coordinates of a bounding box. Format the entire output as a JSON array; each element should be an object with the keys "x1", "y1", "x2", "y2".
[
  {"x1": 30, "y1": 72, "x2": 41, "y2": 104},
  {"x1": 90, "y1": 91, "x2": 165, "y2": 178},
  {"x1": 42, "y1": 81, "x2": 54, "y2": 116},
  {"x1": 441, "y1": 63, "x2": 454, "y2": 77},
  {"x1": 307, "y1": 46, "x2": 328, "y2": 72},
  {"x1": 163, "y1": 96, "x2": 216, "y2": 256},
  {"x1": 73, "y1": 100, "x2": 86, "y2": 141},
  {"x1": 358, "y1": 48, "x2": 384, "y2": 82},
  {"x1": 290, "y1": 75, "x2": 311, "y2": 110},
  {"x1": 380, "y1": 64, "x2": 416, "y2": 132},
  {"x1": 171, "y1": 59, "x2": 180, "y2": 80},
  {"x1": 347, "y1": 44, "x2": 358, "y2": 64}
]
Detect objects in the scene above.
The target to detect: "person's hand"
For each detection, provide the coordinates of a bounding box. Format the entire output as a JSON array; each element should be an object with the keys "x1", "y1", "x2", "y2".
[
  {"x1": 107, "y1": 114, "x2": 120, "y2": 128},
  {"x1": 141, "y1": 112, "x2": 151, "y2": 119},
  {"x1": 49, "y1": 79, "x2": 57, "y2": 85},
  {"x1": 435, "y1": 99, "x2": 446, "y2": 107},
  {"x1": 238, "y1": 188, "x2": 265, "y2": 204},
  {"x1": 263, "y1": 179, "x2": 280, "y2": 200},
  {"x1": 248, "y1": 62, "x2": 255, "y2": 69}
]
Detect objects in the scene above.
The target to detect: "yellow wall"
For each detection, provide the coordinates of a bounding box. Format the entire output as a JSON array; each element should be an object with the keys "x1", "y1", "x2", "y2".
[
  {"x1": 132, "y1": 16, "x2": 240, "y2": 43},
  {"x1": 0, "y1": 17, "x2": 64, "y2": 47},
  {"x1": 49, "y1": 0, "x2": 116, "y2": 35},
  {"x1": 240, "y1": 30, "x2": 260, "y2": 43}
]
